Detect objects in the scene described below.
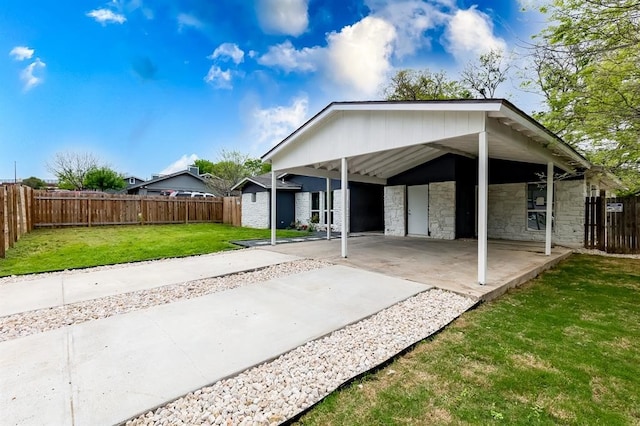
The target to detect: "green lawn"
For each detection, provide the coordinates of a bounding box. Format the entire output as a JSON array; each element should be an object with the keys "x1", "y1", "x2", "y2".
[
  {"x1": 297, "y1": 255, "x2": 640, "y2": 425},
  {"x1": 0, "y1": 224, "x2": 306, "y2": 276}
]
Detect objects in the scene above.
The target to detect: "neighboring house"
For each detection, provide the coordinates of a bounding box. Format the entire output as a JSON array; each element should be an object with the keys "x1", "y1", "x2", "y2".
[
  {"x1": 123, "y1": 175, "x2": 145, "y2": 189},
  {"x1": 126, "y1": 167, "x2": 211, "y2": 196},
  {"x1": 233, "y1": 174, "x2": 383, "y2": 231},
  {"x1": 254, "y1": 99, "x2": 620, "y2": 284}
]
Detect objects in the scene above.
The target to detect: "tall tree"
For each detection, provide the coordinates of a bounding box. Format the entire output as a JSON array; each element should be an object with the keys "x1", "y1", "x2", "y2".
[
  {"x1": 84, "y1": 167, "x2": 126, "y2": 191},
  {"x1": 383, "y1": 69, "x2": 471, "y2": 100},
  {"x1": 526, "y1": 0, "x2": 640, "y2": 192},
  {"x1": 460, "y1": 49, "x2": 511, "y2": 99},
  {"x1": 198, "y1": 150, "x2": 267, "y2": 196},
  {"x1": 47, "y1": 152, "x2": 99, "y2": 190}
]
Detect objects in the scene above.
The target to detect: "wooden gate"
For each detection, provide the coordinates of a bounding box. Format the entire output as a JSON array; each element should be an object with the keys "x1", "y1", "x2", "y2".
[{"x1": 584, "y1": 196, "x2": 639, "y2": 253}]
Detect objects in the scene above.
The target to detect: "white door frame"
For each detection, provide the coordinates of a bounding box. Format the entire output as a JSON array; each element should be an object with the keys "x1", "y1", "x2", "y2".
[{"x1": 407, "y1": 184, "x2": 429, "y2": 236}]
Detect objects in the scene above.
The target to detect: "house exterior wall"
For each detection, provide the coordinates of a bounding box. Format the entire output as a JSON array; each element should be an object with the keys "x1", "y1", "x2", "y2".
[
  {"x1": 554, "y1": 180, "x2": 586, "y2": 246},
  {"x1": 487, "y1": 180, "x2": 586, "y2": 247},
  {"x1": 241, "y1": 192, "x2": 270, "y2": 229},
  {"x1": 429, "y1": 181, "x2": 456, "y2": 240},
  {"x1": 294, "y1": 192, "x2": 311, "y2": 224},
  {"x1": 333, "y1": 189, "x2": 349, "y2": 231},
  {"x1": 384, "y1": 185, "x2": 405, "y2": 236}
]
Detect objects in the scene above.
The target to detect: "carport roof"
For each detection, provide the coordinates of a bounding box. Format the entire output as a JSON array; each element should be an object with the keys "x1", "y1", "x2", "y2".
[{"x1": 262, "y1": 99, "x2": 592, "y2": 184}]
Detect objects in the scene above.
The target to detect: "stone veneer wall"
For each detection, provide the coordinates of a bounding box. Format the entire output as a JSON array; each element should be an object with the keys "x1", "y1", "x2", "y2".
[
  {"x1": 554, "y1": 180, "x2": 586, "y2": 247},
  {"x1": 294, "y1": 192, "x2": 311, "y2": 224},
  {"x1": 332, "y1": 189, "x2": 348, "y2": 231},
  {"x1": 384, "y1": 185, "x2": 405, "y2": 236},
  {"x1": 487, "y1": 180, "x2": 585, "y2": 247},
  {"x1": 428, "y1": 181, "x2": 456, "y2": 239},
  {"x1": 241, "y1": 192, "x2": 269, "y2": 229}
]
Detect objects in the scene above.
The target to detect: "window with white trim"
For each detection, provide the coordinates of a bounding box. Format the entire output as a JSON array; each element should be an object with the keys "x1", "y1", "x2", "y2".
[
  {"x1": 324, "y1": 191, "x2": 334, "y2": 225},
  {"x1": 311, "y1": 192, "x2": 321, "y2": 223},
  {"x1": 527, "y1": 183, "x2": 553, "y2": 231}
]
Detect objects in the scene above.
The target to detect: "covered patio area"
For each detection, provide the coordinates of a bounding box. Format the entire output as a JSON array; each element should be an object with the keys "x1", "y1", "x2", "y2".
[
  {"x1": 262, "y1": 100, "x2": 590, "y2": 287},
  {"x1": 258, "y1": 236, "x2": 572, "y2": 300}
]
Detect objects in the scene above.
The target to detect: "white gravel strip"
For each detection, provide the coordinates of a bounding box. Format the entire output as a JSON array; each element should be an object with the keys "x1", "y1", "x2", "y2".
[
  {"x1": 125, "y1": 288, "x2": 476, "y2": 426},
  {"x1": 0, "y1": 260, "x2": 329, "y2": 341}
]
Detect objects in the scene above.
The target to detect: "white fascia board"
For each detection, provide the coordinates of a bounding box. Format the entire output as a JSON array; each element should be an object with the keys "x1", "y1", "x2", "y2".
[
  {"x1": 497, "y1": 104, "x2": 591, "y2": 169},
  {"x1": 486, "y1": 119, "x2": 576, "y2": 173}
]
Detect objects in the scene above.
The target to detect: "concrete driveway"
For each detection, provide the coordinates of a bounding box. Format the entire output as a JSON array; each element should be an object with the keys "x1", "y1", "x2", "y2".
[
  {"x1": 0, "y1": 249, "x2": 430, "y2": 425},
  {"x1": 260, "y1": 235, "x2": 573, "y2": 300}
]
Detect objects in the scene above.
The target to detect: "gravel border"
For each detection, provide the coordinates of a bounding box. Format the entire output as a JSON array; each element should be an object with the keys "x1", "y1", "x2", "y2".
[
  {"x1": 0, "y1": 260, "x2": 329, "y2": 341},
  {"x1": 572, "y1": 248, "x2": 640, "y2": 259},
  {"x1": 124, "y1": 289, "x2": 476, "y2": 426}
]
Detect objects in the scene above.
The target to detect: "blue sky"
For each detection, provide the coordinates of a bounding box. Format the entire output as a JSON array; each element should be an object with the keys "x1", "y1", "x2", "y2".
[{"x1": 0, "y1": 0, "x2": 546, "y2": 181}]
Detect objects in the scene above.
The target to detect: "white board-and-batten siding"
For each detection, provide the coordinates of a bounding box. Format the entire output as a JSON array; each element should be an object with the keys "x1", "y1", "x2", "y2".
[{"x1": 270, "y1": 110, "x2": 486, "y2": 171}]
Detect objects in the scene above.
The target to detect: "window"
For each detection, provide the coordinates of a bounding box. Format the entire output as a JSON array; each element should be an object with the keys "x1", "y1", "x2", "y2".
[
  {"x1": 527, "y1": 183, "x2": 553, "y2": 231},
  {"x1": 311, "y1": 192, "x2": 321, "y2": 223},
  {"x1": 129, "y1": 177, "x2": 135, "y2": 184},
  {"x1": 310, "y1": 191, "x2": 334, "y2": 224},
  {"x1": 251, "y1": 193, "x2": 256, "y2": 202},
  {"x1": 324, "y1": 191, "x2": 334, "y2": 225}
]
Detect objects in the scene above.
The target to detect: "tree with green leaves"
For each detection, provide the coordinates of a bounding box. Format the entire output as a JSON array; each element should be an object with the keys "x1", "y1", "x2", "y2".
[
  {"x1": 21, "y1": 176, "x2": 47, "y2": 189},
  {"x1": 84, "y1": 167, "x2": 126, "y2": 191},
  {"x1": 196, "y1": 150, "x2": 269, "y2": 196},
  {"x1": 47, "y1": 151, "x2": 99, "y2": 190},
  {"x1": 383, "y1": 69, "x2": 471, "y2": 100},
  {"x1": 526, "y1": 0, "x2": 640, "y2": 192}
]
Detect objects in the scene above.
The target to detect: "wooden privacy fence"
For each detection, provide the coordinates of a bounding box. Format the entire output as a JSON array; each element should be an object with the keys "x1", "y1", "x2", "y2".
[
  {"x1": 585, "y1": 196, "x2": 639, "y2": 254},
  {"x1": 32, "y1": 191, "x2": 241, "y2": 228},
  {"x1": 1, "y1": 185, "x2": 35, "y2": 258}
]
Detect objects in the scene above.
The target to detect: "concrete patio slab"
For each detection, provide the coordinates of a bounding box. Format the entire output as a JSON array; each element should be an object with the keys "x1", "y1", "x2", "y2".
[
  {"x1": 0, "y1": 264, "x2": 430, "y2": 426},
  {"x1": 0, "y1": 249, "x2": 299, "y2": 317},
  {"x1": 259, "y1": 235, "x2": 573, "y2": 300}
]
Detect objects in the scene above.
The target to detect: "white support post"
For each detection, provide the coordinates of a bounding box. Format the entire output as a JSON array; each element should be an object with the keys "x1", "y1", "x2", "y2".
[
  {"x1": 545, "y1": 161, "x2": 554, "y2": 255},
  {"x1": 478, "y1": 131, "x2": 488, "y2": 285},
  {"x1": 326, "y1": 177, "x2": 331, "y2": 240},
  {"x1": 270, "y1": 170, "x2": 276, "y2": 246},
  {"x1": 341, "y1": 157, "x2": 348, "y2": 258}
]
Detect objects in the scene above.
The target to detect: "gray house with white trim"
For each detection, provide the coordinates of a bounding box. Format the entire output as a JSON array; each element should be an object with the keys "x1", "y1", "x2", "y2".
[
  {"x1": 234, "y1": 174, "x2": 383, "y2": 231},
  {"x1": 254, "y1": 99, "x2": 617, "y2": 285}
]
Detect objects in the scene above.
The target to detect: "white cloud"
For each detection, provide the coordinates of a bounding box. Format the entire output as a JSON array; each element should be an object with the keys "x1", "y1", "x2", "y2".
[
  {"x1": 256, "y1": 0, "x2": 308, "y2": 36},
  {"x1": 20, "y1": 58, "x2": 46, "y2": 91},
  {"x1": 10, "y1": 46, "x2": 34, "y2": 61},
  {"x1": 209, "y1": 43, "x2": 245, "y2": 65},
  {"x1": 325, "y1": 17, "x2": 397, "y2": 96},
  {"x1": 160, "y1": 154, "x2": 199, "y2": 175},
  {"x1": 177, "y1": 13, "x2": 203, "y2": 32},
  {"x1": 204, "y1": 66, "x2": 233, "y2": 89},
  {"x1": 258, "y1": 17, "x2": 395, "y2": 96},
  {"x1": 365, "y1": 0, "x2": 448, "y2": 58},
  {"x1": 258, "y1": 40, "x2": 321, "y2": 73},
  {"x1": 252, "y1": 96, "x2": 309, "y2": 148},
  {"x1": 86, "y1": 8, "x2": 127, "y2": 25},
  {"x1": 443, "y1": 6, "x2": 507, "y2": 61}
]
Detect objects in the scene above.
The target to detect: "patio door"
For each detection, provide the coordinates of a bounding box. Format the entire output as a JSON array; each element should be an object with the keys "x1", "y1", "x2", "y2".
[{"x1": 407, "y1": 185, "x2": 429, "y2": 236}]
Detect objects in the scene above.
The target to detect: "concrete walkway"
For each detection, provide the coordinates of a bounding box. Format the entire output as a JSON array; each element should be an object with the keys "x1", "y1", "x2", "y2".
[
  {"x1": 0, "y1": 249, "x2": 299, "y2": 317},
  {"x1": 0, "y1": 252, "x2": 430, "y2": 425}
]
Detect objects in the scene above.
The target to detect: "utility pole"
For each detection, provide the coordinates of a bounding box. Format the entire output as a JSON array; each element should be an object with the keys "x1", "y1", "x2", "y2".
[{"x1": 14, "y1": 161, "x2": 17, "y2": 184}]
